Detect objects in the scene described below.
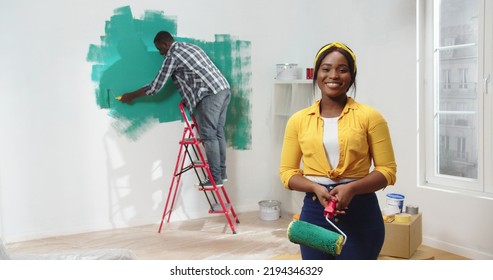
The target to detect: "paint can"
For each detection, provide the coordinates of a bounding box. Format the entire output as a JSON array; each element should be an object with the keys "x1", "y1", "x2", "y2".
[
  {"x1": 405, "y1": 204, "x2": 419, "y2": 214},
  {"x1": 386, "y1": 193, "x2": 405, "y2": 213},
  {"x1": 276, "y1": 63, "x2": 298, "y2": 80},
  {"x1": 306, "y1": 68, "x2": 314, "y2": 79},
  {"x1": 258, "y1": 200, "x2": 281, "y2": 221}
]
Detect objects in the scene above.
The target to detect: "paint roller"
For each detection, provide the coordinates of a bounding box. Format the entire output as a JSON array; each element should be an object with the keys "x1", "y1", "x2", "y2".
[
  {"x1": 105, "y1": 89, "x2": 122, "y2": 108},
  {"x1": 287, "y1": 199, "x2": 347, "y2": 256}
]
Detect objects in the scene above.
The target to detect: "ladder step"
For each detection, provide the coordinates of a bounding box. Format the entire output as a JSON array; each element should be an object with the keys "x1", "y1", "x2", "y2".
[
  {"x1": 179, "y1": 138, "x2": 200, "y2": 145},
  {"x1": 210, "y1": 203, "x2": 231, "y2": 213},
  {"x1": 192, "y1": 161, "x2": 207, "y2": 168},
  {"x1": 174, "y1": 161, "x2": 207, "y2": 176},
  {"x1": 180, "y1": 138, "x2": 200, "y2": 145},
  {"x1": 198, "y1": 186, "x2": 223, "y2": 191}
]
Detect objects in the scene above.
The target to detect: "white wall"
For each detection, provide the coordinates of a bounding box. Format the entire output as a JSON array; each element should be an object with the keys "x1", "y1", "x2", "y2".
[{"x1": 0, "y1": 0, "x2": 491, "y2": 259}]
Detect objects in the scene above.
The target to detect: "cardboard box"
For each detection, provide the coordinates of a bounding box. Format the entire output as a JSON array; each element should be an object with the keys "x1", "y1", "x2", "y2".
[
  {"x1": 379, "y1": 248, "x2": 434, "y2": 260},
  {"x1": 380, "y1": 213, "x2": 422, "y2": 259}
]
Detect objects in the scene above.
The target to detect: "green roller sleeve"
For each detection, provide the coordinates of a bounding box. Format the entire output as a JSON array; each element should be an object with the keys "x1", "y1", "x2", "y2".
[{"x1": 287, "y1": 220, "x2": 344, "y2": 256}]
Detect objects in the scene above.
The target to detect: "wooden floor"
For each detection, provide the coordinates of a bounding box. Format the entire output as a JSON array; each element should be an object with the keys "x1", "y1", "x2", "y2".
[{"x1": 5, "y1": 211, "x2": 469, "y2": 260}]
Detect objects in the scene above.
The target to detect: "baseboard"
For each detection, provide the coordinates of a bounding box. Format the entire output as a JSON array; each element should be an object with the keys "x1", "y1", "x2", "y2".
[{"x1": 423, "y1": 236, "x2": 493, "y2": 260}]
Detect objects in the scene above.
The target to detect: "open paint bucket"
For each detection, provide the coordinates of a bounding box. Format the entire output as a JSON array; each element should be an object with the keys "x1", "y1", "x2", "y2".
[
  {"x1": 386, "y1": 193, "x2": 405, "y2": 213},
  {"x1": 258, "y1": 200, "x2": 281, "y2": 221}
]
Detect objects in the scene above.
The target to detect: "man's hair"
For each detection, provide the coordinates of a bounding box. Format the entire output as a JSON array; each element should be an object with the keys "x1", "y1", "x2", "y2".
[{"x1": 154, "y1": 31, "x2": 174, "y2": 44}]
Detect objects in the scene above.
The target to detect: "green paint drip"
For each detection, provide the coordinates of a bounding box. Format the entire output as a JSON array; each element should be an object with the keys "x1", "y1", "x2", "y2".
[{"x1": 87, "y1": 6, "x2": 251, "y2": 150}]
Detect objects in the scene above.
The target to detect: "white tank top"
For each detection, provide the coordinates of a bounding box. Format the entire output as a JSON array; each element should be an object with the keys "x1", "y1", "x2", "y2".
[{"x1": 322, "y1": 117, "x2": 339, "y2": 169}]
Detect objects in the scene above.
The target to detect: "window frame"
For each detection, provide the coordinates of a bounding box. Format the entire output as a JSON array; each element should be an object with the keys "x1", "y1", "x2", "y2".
[{"x1": 418, "y1": 0, "x2": 493, "y2": 195}]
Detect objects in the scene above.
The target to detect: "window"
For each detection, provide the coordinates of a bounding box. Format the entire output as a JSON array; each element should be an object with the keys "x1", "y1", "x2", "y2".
[
  {"x1": 456, "y1": 136, "x2": 466, "y2": 160},
  {"x1": 419, "y1": 0, "x2": 493, "y2": 194},
  {"x1": 459, "y1": 68, "x2": 468, "y2": 89},
  {"x1": 442, "y1": 69, "x2": 451, "y2": 89}
]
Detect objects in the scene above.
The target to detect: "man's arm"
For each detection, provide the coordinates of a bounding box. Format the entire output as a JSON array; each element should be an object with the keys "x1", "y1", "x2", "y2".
[{"x1": 118, "y1": 88, "x2": 147, "y2": 104}]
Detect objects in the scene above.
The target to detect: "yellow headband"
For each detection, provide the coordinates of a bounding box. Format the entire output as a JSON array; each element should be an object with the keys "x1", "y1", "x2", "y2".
[{"x1": 314, "y1": 42, "x2": 356, "y2": 72}]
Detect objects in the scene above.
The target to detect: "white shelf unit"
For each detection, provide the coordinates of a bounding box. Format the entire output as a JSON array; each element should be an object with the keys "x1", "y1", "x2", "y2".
[
  {"x1": 271, "y1": 80, "x2": 316, "y2": 209},
  {"x1": 272, "y1": 80, "x2": 316, "y2": 148},
  {"x1": 273, "y1": 79, "x2": 314, "y2": 117}
]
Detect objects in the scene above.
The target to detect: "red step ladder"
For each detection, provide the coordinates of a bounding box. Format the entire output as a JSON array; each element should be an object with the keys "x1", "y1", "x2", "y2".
[{"x1": 158, "y1": 102, "x2": 239, "y2": 234}]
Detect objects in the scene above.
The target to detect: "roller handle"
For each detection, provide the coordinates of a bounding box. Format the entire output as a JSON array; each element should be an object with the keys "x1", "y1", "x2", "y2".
[
  {"x1": 324, "y1": 198, "x2": 337, "y2": 219},
  {"x1": 323, "y1": 198, "x2": 347, "y2": 245}
]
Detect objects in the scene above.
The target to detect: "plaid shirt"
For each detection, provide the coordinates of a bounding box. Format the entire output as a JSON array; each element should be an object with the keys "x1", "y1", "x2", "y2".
[{"x1": 143, "y1": 41, "x2": 230, "y2": 111}]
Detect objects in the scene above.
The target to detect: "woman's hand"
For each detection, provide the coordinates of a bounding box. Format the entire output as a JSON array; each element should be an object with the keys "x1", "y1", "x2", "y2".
[
  {"x1": 313, "y1": 184, "x2": 334, "y2": 208},
  {"x1": 329, "y1": 183, "x2": 355, "y2": 211}
]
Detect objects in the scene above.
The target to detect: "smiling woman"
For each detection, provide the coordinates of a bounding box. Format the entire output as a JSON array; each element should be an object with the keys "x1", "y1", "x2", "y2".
[{"x1": 279, "y1": 41, "x2": 397, "y2": 260}]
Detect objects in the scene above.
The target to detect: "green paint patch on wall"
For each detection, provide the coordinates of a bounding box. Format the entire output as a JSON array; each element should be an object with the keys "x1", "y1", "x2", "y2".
[{"x1": 87, "y1": 6, "x2": 252, "y2": 149}]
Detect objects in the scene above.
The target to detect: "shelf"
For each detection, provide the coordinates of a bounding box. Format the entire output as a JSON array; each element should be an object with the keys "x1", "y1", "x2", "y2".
[
  {"x1": 272, "y1": 81, "x2": 314, "y2": 117},
  {"x1": 271, "y1": 79, "x2": 316, "y2": 152}
]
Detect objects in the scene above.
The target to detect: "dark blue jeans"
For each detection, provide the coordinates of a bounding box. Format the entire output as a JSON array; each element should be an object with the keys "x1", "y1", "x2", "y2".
[
  {"x1": 299, "y1": 183, "x2": 385, "y2": 260},
  {"x1": 194, "y1": 89, "x2": 231, "y2": 184}
]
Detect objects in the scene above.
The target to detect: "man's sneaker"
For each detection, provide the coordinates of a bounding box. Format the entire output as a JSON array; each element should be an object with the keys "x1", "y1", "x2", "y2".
[
  {"x1": 222, "y1": 176, "x2": 228, "y2": 182},
  {"x1": 194, "y1": 179, "x2": 223, "y2": 187}
]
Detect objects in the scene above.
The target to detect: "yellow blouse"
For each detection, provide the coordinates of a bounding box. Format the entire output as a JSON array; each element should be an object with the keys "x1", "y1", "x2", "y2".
[{"x1": 279, "y1": 97, "x2": 397, "y2": 188}]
